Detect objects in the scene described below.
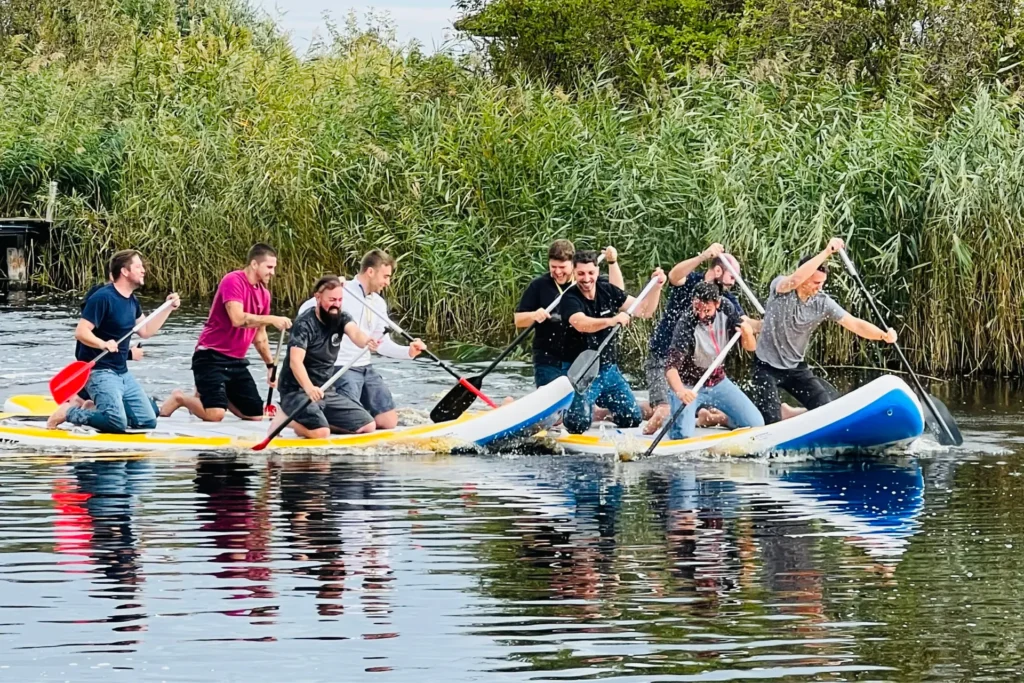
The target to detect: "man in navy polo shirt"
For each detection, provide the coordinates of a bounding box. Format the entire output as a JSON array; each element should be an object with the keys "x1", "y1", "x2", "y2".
[{"x1": 47, "y1": 250, "x2": 179, "y2": 433}]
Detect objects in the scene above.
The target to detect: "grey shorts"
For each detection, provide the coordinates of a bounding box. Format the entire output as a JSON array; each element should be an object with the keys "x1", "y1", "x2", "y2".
[
  {"x1": 336, "y1": 365, "x2": 395, "y2": 417},
  {"x1": 280, "y1": 389, "x2": 373, "y2": 434},
  {"x1": 644, "y1": 354, "x2": 670, "y2": 407}
]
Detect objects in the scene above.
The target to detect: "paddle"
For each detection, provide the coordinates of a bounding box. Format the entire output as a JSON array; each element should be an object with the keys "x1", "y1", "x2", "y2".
[
  {"x1": 643, "y1": 330, "x2": 743, "y2": 457},
  {"x1": 837, "y1": 249, "x2": 963, "y2": 446},
  {"x1": 566, "y1": 276, "x2": 661, "y2": 394},
  {"x1": 719, "y1": 254, "x2": 764, "y2": 316},
  {"x1": 341, "y1": 284, "x2": 498, "y2": 422},
  {"x1": 430, "y1": 254, "x2": 608, "y2": 422},
  {"x1": 263, "y1": 330, "x2": 286, "y2": 418},
  {"x1": 49, "y1": 299, "x2": 176, "y2": 406},
  {"x1": 252, "y1": 348, "x2": 369, "y2": 451}
]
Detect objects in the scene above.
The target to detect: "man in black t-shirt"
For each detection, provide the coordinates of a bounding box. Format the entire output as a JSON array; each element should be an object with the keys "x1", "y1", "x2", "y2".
[
  {"x1": 270, "y1": 275, "x2": 380, "y2": 439},
  {"x1": 560, "y1": 251, "x2": 666, "y2": 434},
  {"x1": 514, "y1": 239, "x2": 623, "y2": 387}
]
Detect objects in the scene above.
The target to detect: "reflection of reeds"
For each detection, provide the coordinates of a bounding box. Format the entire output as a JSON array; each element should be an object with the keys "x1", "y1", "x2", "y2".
[{"x1": 4, "y1": 14, "x2": 1023, "y2": 373}]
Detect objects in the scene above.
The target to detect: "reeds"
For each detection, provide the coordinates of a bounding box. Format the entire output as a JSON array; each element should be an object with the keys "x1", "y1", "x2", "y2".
[{"x1": 1, "y1": 14, "x2": 1022, "y2": 374}]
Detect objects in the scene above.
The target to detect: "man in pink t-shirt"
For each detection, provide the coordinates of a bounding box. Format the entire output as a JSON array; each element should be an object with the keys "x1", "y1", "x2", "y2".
[{"x1": 160, "y1": 243, "x2": 292, "y2": 421}]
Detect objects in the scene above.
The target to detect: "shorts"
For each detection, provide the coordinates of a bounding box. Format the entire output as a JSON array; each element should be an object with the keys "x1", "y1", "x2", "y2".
[
  {"x1": 644, "y1": 354, "x2": 669, "y2": 407},
  {"x1": 280, "y1": 389, "x2": 373, "y2": 434},
  {"x1": 191, "y1": 349, "x2": 264, "y2": 417},
  {"x1": 336, "y1": 365, "x2": 395, "y2": 416},
  {"x1": 749, "y1": 358, "x2": 839, "y2": 424}
]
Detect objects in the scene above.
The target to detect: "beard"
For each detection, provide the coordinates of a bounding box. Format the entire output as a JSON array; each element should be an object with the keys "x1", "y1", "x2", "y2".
[{"x1": 319, "y1": 304, "x2": 342, "y2": 329}]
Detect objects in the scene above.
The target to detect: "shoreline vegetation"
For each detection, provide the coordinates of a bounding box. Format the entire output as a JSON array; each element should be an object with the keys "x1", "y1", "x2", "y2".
[{"x1": 2, "y1": 1, "x2": 1023, "y2": 374}]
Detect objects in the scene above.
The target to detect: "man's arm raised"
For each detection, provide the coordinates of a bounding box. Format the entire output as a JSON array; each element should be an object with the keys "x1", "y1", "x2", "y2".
[
  {"x1": 776, "y1": 238, "x2": 844, "y2": 295},
  {"x1": 669, "y1": 243, "x2": 723, "y2": 286}
]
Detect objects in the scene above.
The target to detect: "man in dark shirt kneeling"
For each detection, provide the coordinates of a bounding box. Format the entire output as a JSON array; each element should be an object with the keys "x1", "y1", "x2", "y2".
[{"x1": 271, "y1": 276, "x2": 380, "y2": 439}]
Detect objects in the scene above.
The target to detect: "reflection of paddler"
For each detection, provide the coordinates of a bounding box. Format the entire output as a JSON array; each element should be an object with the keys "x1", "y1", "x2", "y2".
[{"x1": 52, "y1": 478, "x2": 94, "y2": 565}]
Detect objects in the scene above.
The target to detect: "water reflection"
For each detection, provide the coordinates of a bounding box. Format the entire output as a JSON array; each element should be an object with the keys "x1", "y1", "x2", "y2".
[
  {"x1": 64, "y1": 461, "x2": 150, "y2": 638},
  {"x1": 4, "y1": 451, "x2": 1021, "y2": 680}
]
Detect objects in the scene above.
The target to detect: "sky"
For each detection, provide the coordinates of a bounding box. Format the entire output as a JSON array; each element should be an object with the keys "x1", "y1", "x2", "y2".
[{"x1": 253, "y1": 1, "x2": 462, "y2": 54}]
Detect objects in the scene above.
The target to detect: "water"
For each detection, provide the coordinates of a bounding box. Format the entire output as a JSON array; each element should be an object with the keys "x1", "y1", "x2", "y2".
[{"x1": 2, "y1": 303, "x2": 1024, "y2": 681}]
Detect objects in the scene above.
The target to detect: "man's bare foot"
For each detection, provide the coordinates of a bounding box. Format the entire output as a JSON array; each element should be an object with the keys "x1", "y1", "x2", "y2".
[
  {"x1": 642, "y1": 404, "x2": 670, "y2": 435},
  {"x1": 46, "y1": 400, "x2": 73, "y2": 430},
  {"x1": 159, "y1": 389, "x2": 185, "y2": 418},
  {"x1": 697, "y1": 408, "x2": 728, "y2": 428},
  {"x1": 593, "y1": 407, "x2": 611, "y2": 422},
  {"x1": 781, "y1": 403, "x2": 806, "y2": 420},
  {"x1": 639, "y1": 401, "x2": 653, "y2": 421}
]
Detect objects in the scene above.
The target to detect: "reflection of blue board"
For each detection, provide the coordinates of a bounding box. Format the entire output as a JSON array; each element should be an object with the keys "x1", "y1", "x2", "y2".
[{"x1": 777, "y1": 459, "x2": 925, "y2": 539}]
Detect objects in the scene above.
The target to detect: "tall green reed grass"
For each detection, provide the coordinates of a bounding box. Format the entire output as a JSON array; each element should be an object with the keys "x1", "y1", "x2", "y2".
[{"x1": 1, "y1": 17, "x2": 1022, "y2": 374}]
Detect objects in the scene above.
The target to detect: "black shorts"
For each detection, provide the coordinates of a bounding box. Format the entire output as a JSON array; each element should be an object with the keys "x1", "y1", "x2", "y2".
[
  {"x1": 279, "y1": 389, "x2": 373, "y2": 434},
  {"x1": 191, "y1": 349, "x2": 264, "y2": 417},
  {"x1": 749, "y1": 358, "x2": 839, "y2": 424}
]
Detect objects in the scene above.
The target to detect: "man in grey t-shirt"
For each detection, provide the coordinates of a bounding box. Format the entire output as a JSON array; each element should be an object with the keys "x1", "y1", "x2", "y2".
[{"x1": 750, "y1": 238, "x2": 898, "y2": 424}]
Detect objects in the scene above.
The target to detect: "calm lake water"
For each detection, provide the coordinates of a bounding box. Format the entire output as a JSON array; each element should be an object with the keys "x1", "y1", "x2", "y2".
[{"x1": 1, "y1": 303, "x2": 1023, "y2": 681}]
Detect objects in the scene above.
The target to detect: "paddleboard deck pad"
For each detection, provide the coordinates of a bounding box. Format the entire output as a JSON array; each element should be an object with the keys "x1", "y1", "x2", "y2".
[{"x1": 0, "y1": 377, "x2": 575, "y2": 453}]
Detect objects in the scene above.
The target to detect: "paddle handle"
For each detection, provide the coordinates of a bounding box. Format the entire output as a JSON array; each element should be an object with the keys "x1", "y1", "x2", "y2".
[
  {"x1": 837, "y1": 248, "x2": 957, "y2": 445},
  {"x1": 593, "y1": 275, "x2": 660, "y2": 355},
  {"x1": 719, "y1": 254, "x2": 764, "y2": 315},
  {"x1": 253, "y1": 347, "x2": 369, "y2": 450},
  {"x1": 344, "y1": 284, "x2": 497, "y2": 408},
  {"x1": 644, "y1": 330, "x2": 742, "y2": 457}
]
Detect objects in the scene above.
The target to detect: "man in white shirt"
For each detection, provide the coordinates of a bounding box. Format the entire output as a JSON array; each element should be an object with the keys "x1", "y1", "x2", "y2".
[{"x1": 297, "y1": 250, "x2": 426, "y2": 429}]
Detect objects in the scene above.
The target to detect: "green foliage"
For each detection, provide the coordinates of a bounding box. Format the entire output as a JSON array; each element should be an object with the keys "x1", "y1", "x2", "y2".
[
  {"x1": 458, "y1": 0, "x2": 1024, "y2": 100},
  {"x1": 2, "y1": 1, "x2": 1024, "y2": 373},
  {"x1": 455, "y1": 0, "x2": 746, "y2": 89}
]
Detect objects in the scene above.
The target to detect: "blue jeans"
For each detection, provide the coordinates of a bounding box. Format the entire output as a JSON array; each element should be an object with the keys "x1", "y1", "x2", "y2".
[
  {"x1": 534, "y1": 362, "x2": 566, "y2": 388},
  {"x1": 564, "y1": 363, "x2": 642, "y2": 434},
  {"x1": 668, "y1": 377, "x2": 764, "y2": 440},
  {"x1": 66, "y1": 370, "x2": 158, "y2": 433}
]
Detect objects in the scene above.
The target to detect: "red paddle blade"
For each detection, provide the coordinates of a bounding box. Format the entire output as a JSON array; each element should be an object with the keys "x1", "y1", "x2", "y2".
[{"x1": 49, "y1": 361, "x2": 93, "y2": 406}]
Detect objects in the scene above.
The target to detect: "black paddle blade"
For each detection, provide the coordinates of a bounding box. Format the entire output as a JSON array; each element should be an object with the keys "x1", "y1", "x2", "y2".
[
  {"x1": 567, "y1": 350, "x2": 600, "y2": 394},
  {"x1": 921, "y1": 392, "x2": 964, "y2": 447},
  {"x1": 430, "y1": 375, "x2": 484, "y2": 423}
]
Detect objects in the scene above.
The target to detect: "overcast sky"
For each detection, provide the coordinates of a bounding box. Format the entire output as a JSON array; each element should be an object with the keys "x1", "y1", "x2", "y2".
[{"x1": 253, "y1": 1, "x2": 462, "y2": 53}]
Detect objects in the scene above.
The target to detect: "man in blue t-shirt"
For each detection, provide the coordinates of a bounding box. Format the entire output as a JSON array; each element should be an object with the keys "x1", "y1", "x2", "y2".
[
  {"x1": 643, "y1": 243, "x2": 751, "y2": 434},
  {"x1": 47, "y1": 249, "x2": 180, "y2": 433}
]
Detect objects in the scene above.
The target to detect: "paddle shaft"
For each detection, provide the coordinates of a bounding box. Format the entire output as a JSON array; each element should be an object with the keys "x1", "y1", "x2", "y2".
[
  {"x1": 343, "y1": 284, "x2": 497, "y2": 408},
  {"x1": 719, "y1": 254, "x2": 764, "y2": 316},
  {"x1": 264, "y1": 329, "x2": 286, "y2": 412},
  {"x1": 573, "y1": 276, "x2": 661, "y2": 382},
  {"x1": 253, "y1": 347, "x2": 369, "y2": 450},
  {"x1": 478, "y1": 254, "x2": 608, "y2": 377},
  {"x1": 52, "y1": 298, "x2": 176, "y2": 398},
  {"x1": 644, "y1": 330, "x2": 742, "y2": 457},
  {"x1": 837, "y1": 249, "x2": 958, "y2": 445}
]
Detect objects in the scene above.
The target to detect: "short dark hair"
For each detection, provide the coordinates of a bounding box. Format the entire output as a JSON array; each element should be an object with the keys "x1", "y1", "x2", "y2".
[
  {"x1": 360, "y1": 249, "x2": 396, "y2": 272},
  {"x1": 313, "y1": 274, "x2": 343, "y2": 294},
  {"x1": 572, "y1": 249, "x2": 601, "y2": 267},
  {"x1": 548, "y1": 239, "x2": 575, "y2": 262},
  {"x1": 247, "y1": 243, "x2": 277, "y2": 265},
  {"x1": 693, "y1": 281, "x2": 722, "y2": 302},
  {"x1": 798, "y1": 254, "x2": 829, "y2": 275},
  {"x1": 109, "y1": 249, "x2": 142, "y2": 280}
]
